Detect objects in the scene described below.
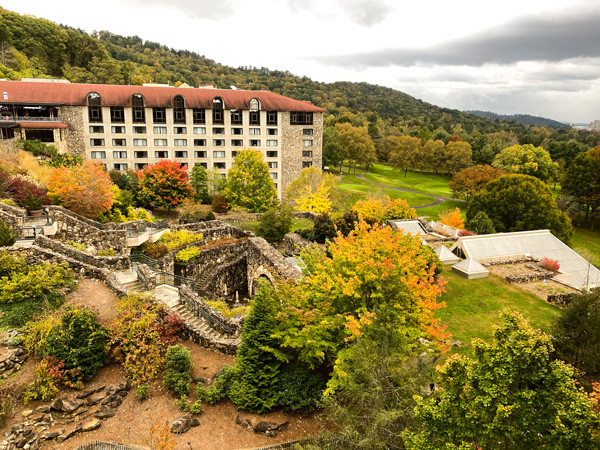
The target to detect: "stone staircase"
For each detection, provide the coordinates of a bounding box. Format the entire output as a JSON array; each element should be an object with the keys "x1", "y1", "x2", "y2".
[
  {"x1": 121, "y1": 278, "x2": 146, "y2": 292},
  {"x1": 171, "y1": 302, "x2": 226, "y2": 339}
]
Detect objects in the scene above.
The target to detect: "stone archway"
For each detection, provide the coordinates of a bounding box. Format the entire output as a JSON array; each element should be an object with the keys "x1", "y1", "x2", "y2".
[{"x1": 248, "y1": 265, "x2": 275, "y2": 297}]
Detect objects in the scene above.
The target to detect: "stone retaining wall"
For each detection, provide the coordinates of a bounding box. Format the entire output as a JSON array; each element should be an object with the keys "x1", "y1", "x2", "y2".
[
  {"x1": 292, "y1": 211, "x2": 318, "y2": 221},
  {"x1": 246, "y1": 237, "x2": 302, "y2": 295},
  {"x1": 547, "y1": 293, "x2": 575, "y2": 306},
  {"x1": 283, "y1": 233, "x2": 313, "y2": 256},
  {"x1": 179, "y1": 286, "x2": 245, "y2": 336},
  {"x1": 136, "y1": 264, "x2": 156, "y2": 290},
  {"x1": 0, "y1": 208, "x2": 21, "y2": 228},
  {"x1": 37, "y1": 236, "x2": 130, "y2": 270}
]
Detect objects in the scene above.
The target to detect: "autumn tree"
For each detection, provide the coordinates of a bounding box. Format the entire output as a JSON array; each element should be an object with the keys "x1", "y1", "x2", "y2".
[
  {"x1": 439, "y1": 207, "x2": 465, "y2": 229},
  {"x1": 404, "y1": 311, "x2": 599, "y2": 450},
  {"x1": 323, "y1": 126, "x2": 343, "y2": 169},
  {"x1": 444, "y1": 140, "x2": 473, "y2": 175},
  {"x1": 223, "y1": 149, "x2": 277, "y2": 213},
  {"x1": 449, "y1": 164, "x2": 504, "y2": 204},
  {"x1": 492, "y1": 144, "x2": 558, "y2": 182},
  {"x1": 561, "y1": 147, "x2": 600, "y2": 223},
  {"x1": 47, "y1": 161, "x2": 113, "y2": 219},
  {"x1": 284, "y1": 167, "x2": 338, "y2": 212},
  {"x1": 388, "y1": 135, "x2": 421, "y2": 176},
  {"x1": 467, "y1": 174, "x2": 573, "y2": 244},
  {"x1": 335, "y1": 122, "x2": 376, "y2": 173},
  {"x1": 424, "y1": 139, "x2": 446, "y2": 175},
  {"x1": 138, "y1": 160, "x2": 194, "y2": 211}
]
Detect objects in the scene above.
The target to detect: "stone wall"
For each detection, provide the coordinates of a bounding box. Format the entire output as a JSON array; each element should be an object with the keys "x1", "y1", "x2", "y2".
[
  {"x1": 547, "y1": 293, "x2": 575, "y2": 306},
  {"x1": 0, "y1": 208, "x2": 22, "y2": 228},
  {"x1": 60, "y1": 106, "x2": 85, "y2": 157},
  {"x1": 37, "y1": 235, "x2": 130, "y2": 270},
  {"x1": 0, "y1": 345, "x2": 27, "y2": 380},
  {"x1": 292, "y1": 211, "x2": 318, "y2": 221},
  {"x1": 246, "y1": 237, "x2": 302, "y2": 295},
  {"x1": 505, "y1": 264, "x2": 555, "y2": 284},
  {"x1": 137, "y1": 264, "x2": 156, "y2": 290},
  {"x1": 173, "y1": 220, "x2": 253, "y2": 240},
  {"x1": 200, "y1": 256, "x2": 248, "y2": 299},
  {"x1": 1, "y1": 246, "x2": 128, "y2": 298},
  {"x1": 283, "y1": 233, "x2": 313, "y2": 256},
  {"x1": 173, "y1": 239, "x2": 249, "y2": 281}
]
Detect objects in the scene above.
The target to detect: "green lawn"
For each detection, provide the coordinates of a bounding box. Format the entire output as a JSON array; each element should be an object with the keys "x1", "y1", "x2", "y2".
[
  {"x1": 436, "y1": 267, "x2": 560, "y2": 355},
  {"x1": 572, "y1": 225, "x2": 600, "y2": 266},
  {"x1": 415, "y1": 200, "x2": 467, "y2": 221},
  {"x1": 238, "y1": 217, "x2": 314, "y2": 235},
  {"x1": 360, "y1": 164, "x2": 453, "y2": 197},
  {"x1": 338, "y1": 180, "x2": 434, "y2": 207}
]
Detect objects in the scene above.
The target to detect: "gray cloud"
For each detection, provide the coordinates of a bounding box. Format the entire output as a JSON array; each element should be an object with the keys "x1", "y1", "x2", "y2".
[
  {"x1": 341, "y1": 0, "x2": 391, "y2": 27},
  {"x1": 128, "y1": 0, "x2": 234, "y2": 20},
  {"x1": 315, "y1": 7, "x2": 600, "y2": 67}
]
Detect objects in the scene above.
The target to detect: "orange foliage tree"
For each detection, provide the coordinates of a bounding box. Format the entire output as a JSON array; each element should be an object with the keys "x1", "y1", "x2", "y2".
[
  {"x1": 274, "y1": 222, "x2": 448, "y2": 368},
  {"x1": 439, "y1": 207, "x2": 465, "y2": 230},
  {"x1": 138, "y1": 160, "x2": 194, "y2": 211},
  {"x1": 47, "y1": 161, "x2": 113, "y2": 219},
  {"x1": 449, "y1": 164, "x2": 504, "y2": 204}
]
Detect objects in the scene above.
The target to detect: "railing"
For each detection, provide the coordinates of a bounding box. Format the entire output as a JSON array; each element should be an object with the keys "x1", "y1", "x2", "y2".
[
  {"x1": 155, "y1": 271, "x2": 195, "y2": 290},
  {"x1": 23, "y1": 211, "x2": 55, "y2": 226},
  {"x1": 133, "y1": 264, "x2": 148, "y2": 290},
  {"x1": 0, "y1": 116, "x2": 65, "y2": 122},
  {"x1": 129, "y1": 254, "x2": 158, "y2": 271},
  {"x1": 244, "y1": 438, "x2": 320, "y2": 450},
  {"x1": 76, "y1": 441, "x2": 140, "y2": 450},
  {"x1": 14, "y1": 226, "x2": 44, "y2": 241}
]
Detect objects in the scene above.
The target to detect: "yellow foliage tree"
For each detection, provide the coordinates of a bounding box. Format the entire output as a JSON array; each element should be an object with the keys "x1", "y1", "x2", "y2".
[
  {"x1": 352, "y1": 197, "x2": 386, "y2": 223},
  {"x1": 439, "y1": 207, "x2": 465, "y2": 229},
  {"x1": 295, "y1": 181, "x2": 333, "y2": 215}
]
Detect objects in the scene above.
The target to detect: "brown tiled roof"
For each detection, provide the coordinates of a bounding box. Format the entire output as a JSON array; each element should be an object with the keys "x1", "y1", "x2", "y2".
[
  {"x1": 0, "y1": 81, "x2": 326, "y2": 112},
  {"x1": 17, "y1": 122, "x2": 68, "y2": 129}
]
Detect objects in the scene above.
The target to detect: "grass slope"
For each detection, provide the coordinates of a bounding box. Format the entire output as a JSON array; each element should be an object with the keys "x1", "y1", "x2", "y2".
[
  {"x1": 363, "y1": 164, "x2": 453, "y2": 197},
  {"x1": 572, "y1": 225, "x2": 600, "y2": 267},
  {"x1": 436, "y1": 267, "x2": 560, "y2": 355}
]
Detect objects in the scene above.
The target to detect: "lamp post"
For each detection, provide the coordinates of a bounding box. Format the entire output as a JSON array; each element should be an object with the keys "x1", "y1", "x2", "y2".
[
  {"x1": 44, "y1": 207, "x2": 50, "y2": 226},
  {"x1": 32, "y1": 224, "x2": 36, "y2": 242}
]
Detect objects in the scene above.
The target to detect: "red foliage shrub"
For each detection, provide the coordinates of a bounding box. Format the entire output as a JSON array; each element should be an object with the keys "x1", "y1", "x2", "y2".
[
  {"x1": 458, "y1": 230, "x2": 477, "y2": 237},
  {"x1": 144, "y1": 243, "x2": 168, "y2": 259},
  {"x1": 156, "y1": 313, "x2": 185, "y2": 344},
  {"x1": 9, "y1": 178, "x2": 50, "y2": 207},
  {"x1": 540, "y1": 257, "x2": 560, "y2": 272},
  {"x1": 212, "y1": 193, "x2": 229, "y2": 213}
]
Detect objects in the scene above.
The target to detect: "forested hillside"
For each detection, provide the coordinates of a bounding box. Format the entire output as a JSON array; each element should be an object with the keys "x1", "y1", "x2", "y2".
[{"x1": 466, "y1": 110, "x2": 567, "y2": 129}]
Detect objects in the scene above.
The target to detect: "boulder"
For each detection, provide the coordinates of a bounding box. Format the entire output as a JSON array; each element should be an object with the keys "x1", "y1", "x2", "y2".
[
  {"x1": 56, "y1": 424, "x2": 82, "y2": 443},
  {"x1": 40, "y1": 429, "x2": 63, "y2": 440},
  {"x1": 253, "y1": 422, "x2": 279, "y2": 434},
  {"x1": 170, "y1": 415, "x2": 200, "y2": 434},
  {"x1": 50, "y1": 398, "x2": 83, "y2": 413},
  {"x1": 86, "y1": 395, "x2": 104, "y2": 406},
  {"x1": 82, "y1": 419, "x2": 102, "y2": 432},
  {"x1": 76, "y1": 389, "x2": 96, "y2": 399},
  {"x1": 94, "y1": 408, "x2": 118, "y2": 419}
]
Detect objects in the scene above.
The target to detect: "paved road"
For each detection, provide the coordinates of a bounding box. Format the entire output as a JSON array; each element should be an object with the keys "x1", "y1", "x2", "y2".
[{"x1": 351, "y1": 173, "x2": 465, "y2": 209}]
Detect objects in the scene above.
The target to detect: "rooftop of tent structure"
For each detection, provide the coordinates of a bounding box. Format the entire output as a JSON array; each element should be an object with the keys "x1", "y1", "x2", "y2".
[{"x1": 450, "y1": 230, "x2": 600, "y2": 290}]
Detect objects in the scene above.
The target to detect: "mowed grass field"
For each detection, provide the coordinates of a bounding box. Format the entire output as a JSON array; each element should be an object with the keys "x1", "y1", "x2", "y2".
[
  {"x1": 437, "y1": 268, "x2": 560, "y2": 355},
  {"x1": 572, "y1": 225, "x2": 600, "y2": 267}
]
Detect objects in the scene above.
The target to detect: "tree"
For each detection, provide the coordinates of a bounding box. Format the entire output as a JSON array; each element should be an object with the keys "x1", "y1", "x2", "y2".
[
  {"x1": 552, "y1": 290, "x2": 600, "y2": 385},
  {"x1": 47, "y1": 161, "x2": 114, "y2": 219},
  {"x1": 189, "y1": 164, "x2": 209, "y2": 203},
  {"x1": 466, "y1": 174, "x2": 573, "y2": 244},
  {"x1": 323, "y1": 126, "x2": 343, "y2": 169},
  {"x1": 439, "y1": 207, "x2": 465, "y2": 229},
  {"x1": 138, "y1": 160, "x2": 194, "y2": 211},
  {"x1": 223, "y1": 149, "x2": 277, "y2": 213},
  {"x1": 335, "y1": 123, "x2": 376, "y2": 173},
  {"x1": 383, "y1": 197, "x2": 418, "y2": 221},
  {"x1": 388, "y1": 135, "x2": 421, "y2": 176},
  {"x1": 0, "y1": 218, "x2": 16, "y2": 247},
  {"x1": 561, "y1": 147, "x2": 600, "y2": 224},
  {"x1": 466, "y1": 211, "x2": 496, "y2": 235},
  {"x1": 284, "y1": 167, "x2": 338, "y2": 211},
  {"x1": 492, "y1": 144, "x2": 558, "y2": 182},
  {"x1": 444, "y1": 140, "x2": 473, "y2": 175},
  {"x1": 449, "y1": 164, "x2": 504, "y2": 204},
  {"x1": 294, "y1": 181, "x2": 333, "y2": 215},
  {"x1": 424, "y1": 139, "x2": 446, "y2": 175},
  {"x1": 257, "y1": 206, "x2": 293, "y2": 243},
  {"x1": 404, "y1": 311, "x2": 599, "y2": 450}
]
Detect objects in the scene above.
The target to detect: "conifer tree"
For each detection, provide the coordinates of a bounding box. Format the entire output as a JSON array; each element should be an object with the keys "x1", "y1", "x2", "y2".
[{"x1": 0, "y1": 218, "x2": 16, "y2": 247}]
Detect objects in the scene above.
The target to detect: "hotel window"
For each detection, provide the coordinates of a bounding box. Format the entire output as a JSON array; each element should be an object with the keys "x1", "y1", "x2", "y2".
[
  {"x1": 135, "y1": 163, "x2": 148, "y2": 170},
  {"x1": 154, "y1": 139, "x2": 168, "y2": 146},
  {"x1": 113, "y1": 151, "x2": 128, "y2": 159},
  {"x1": 303, "y1": 128, "x2": 314, "y2": 135},
  {"x1": 270, "y1": 172, "x2": 277, "y2": 179},
  {"x1": 302, "y1": 139, "x2": 313, "y2": 147},
  {"x1": 266, "y1": 139, "x2": 278, "y2": 147},
  {"x1": 231, "y1": 151, "x2": 237, "y2": 158},
  {"x1": 266, "y1": 111, "x2": 277, "y2": 125},
  {"x1": 174, "y1": 127, "x2": 187, "y2": 134},
  {"x1": 212, "y1": 127, "x2": 225, "y2": 135},
  {"x1": 302, "y1": 161, "x2": 313, "y2": 168},
  {"x1": 195, "y1": 162, "x2": 208, "y2": 169},
  {"x1": 214, "y1": 162, "x2": 226, "y2": 169},
  {"x1": 302, "y1": 150, "x2": 313, "y2": 158},
  {"x1": 249, "y1": 128, "x2": 260, "y2": 135},
  {"x1": 111, "y1": 126, "x2": 125, "y2": 134},
  {"x1": 155, "y1": 151, "x2": 169, "y2": 158},
  {"x1": 153, "y1": 107, "x2": 166, "y2": 124},
  {"x1": 175, "y1": 151, "x2": 188, "y2": 158},
  {"x1": 133, "y1": 139, "x2": 147, "y2": 146},
  {"x1": 193, "y1": 108, "x2": 205, "y2": 124},
  {"x1": 89, "y1": 125, "x2": 104, "y2": 133},
  {"x1": 230, "y1": 110, "x2": 242, "y2": 125},
  {"x1": 110, "y1": 107, "x2": 125, "y2": 123},
  {"x1": 213, "y1": 139, "x2": 225, "y2": 146},
  {"x1": 231, "y1": 128, "x2": 243, "y2": 135},
  {"x1": 231, "y1": 139, "x2": 243, "y2": 147},
  {"x1": 193, "y1": 127, "x2": 206, "y2": 134},
  {"x1": 112, "y1": 139, "x2": 126, "y2": 146},
  {"x1": 194, "y1": 139, "x2": 207, "y2": 146},
  {"x1": 90, "y1": 138, "x2": 105, "y2": 146},
  {"x1": 133, "y1": 126, "x2": 147, "y2": 134},
  {"x1": 194, "y1": 151, "x2": 207, "y2": 158},
  {"x1": 212, "y1": 98, "x2": 224, "y2": 125},
  {"x1": 249, "y1": 98, "x2": 260, "y2": 125},
  {"x1": 266, "y1": 128, "x2": 278, "y2": 135},
  {"x1": 290, "y1": 112, "x2": 313, "y2": 125},
  {"x1": 180, "y1": 162, "x2": 189, "y2": 169},
  {"x1": 267, "y1": 162, "x2": 277, "y2": 169},
  {"x1": 90, "y1": 151, "x2": 106, "y2": 159},
  {"x1": 174, "y1": 139, "x2": 188, "y2": 146},
  {"x1": 87, "y1": 92, "x2": 103, "y2": 123},
  {"x1": 113, "y1": 163, "x2": 128, "y2": 171},
  {"x1": 273, "y1": 183, "x2": 277, "y2": 189},
  {"x1": 249, "y1": 139, "x2": 260, "y2": 147},
  {"x1": 153, "y1": 126, "x2": 167, "y2": 134},
  {"x1": 266, "y1": 151, "x2": 278, "y2": 158},
  {"x1": 134, "y1": 151, "x2": 148, "y2": 158},
  {"x1": 131, "y1": 94, "x2": 145, "y2": 123},
  {"x1": 173, "y1": 95, "x2": 186, "y2": 124},
  {"x1": 213, "y1": 151, "x2": 226, "y2": 158}
]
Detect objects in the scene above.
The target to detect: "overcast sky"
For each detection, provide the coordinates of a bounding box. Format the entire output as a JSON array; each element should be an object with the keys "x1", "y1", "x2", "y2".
[{"x1": 4, "y1": 0, "x2": 599, "y2": 123}]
